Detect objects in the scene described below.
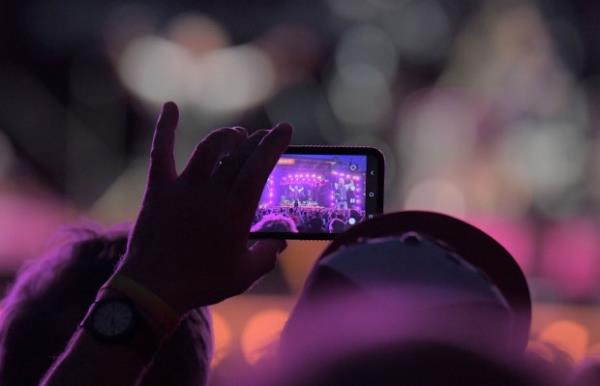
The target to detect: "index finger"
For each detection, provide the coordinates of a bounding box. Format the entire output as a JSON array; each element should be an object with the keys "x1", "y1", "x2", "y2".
[
  {"x1": 148, "y1": 101, "x2": 179, "y2": 186},
  {"x1": 230, "y1": 123, "x2": 292, "y2": 223}
]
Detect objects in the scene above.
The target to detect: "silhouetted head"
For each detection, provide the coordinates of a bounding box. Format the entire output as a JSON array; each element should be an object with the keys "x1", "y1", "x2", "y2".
[
  {"x1": 0, "y1": 226, "x2": 213, "y2": 386},
  {"x1": 307, "y1": 217, "x2": 325, "y2": 232},
  {"x1": 261, "y1": 211, "x2": 541, "y2": 386},
  {"x1": 328, "y1": 218, "x2": 346, "y2": 233},
  {"x1": 252, "y1": 214, "x2": 298, "y2": 233},
  {"x1": 283, "y1": 211, "x2": 531, "y2": 355}
]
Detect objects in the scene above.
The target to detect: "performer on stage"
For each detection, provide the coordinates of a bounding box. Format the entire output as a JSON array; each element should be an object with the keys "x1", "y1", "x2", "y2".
[
  {"x1": 289, "y1": 184, "x2": 305, "y2": 207},
  {"x1": 334, "y1": 177, "x2": 356, "y2": 210}
]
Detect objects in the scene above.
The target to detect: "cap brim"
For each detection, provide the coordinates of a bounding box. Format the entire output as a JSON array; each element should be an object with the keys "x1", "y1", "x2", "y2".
[{"x1": 320, "y1": 210, "x2": 531, "y2": 352}]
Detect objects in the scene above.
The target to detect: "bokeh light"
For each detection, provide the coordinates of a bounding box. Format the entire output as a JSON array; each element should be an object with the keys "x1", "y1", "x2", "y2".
[
  {"x1": 328, "y1": 63, "x2": 392, "y2": 129},
  {"x1": 187, "y1": 45, "x2": 275, "y2": 114},
  {"x1": 382, "y1": 0, "x2": 451, "y2": 63},
  {"x1": 404, "y1": 179, "x2": 466, "y2": 218},
  {"x1": 540, "y1": 219, "x2": 600, "y2": 299},
  {"x1": 211, "y1": 311, "x2": 234, "y2": 367},
  {"x1": 497, "y1": 121, "x2": 587, "y2": 215},
  {"x1": 118, "y1": 35, "x2": 191, "y2": 105},
  {"x1": 240, "y1": 309, "x2": 289, "y2": 365},
  {"x1": 539, "y1": 320, "x2": 590, "y2": 362},
  {"x1": 335, "y1": 24, "x2": 398, "y2": 81}
]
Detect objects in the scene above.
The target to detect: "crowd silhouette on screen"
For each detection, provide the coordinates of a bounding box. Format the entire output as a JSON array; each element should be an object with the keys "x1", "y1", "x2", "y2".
[{"x1": 252, "y1": 207, "x2": 365, "y2": 233}]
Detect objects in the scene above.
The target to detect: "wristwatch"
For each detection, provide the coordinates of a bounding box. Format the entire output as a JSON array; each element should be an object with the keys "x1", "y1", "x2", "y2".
[
  {"x1": 81, "y1": 295, "x2": 162, "y2": 361},
  {"x1": 83, "y1": 297, "x2": 138, "y2": 342}
]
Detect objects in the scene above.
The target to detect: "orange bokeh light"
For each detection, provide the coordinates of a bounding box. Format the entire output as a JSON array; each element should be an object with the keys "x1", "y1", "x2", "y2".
[
  {"x1": 211, "y1": 311, "x2": 233, "y2": 367},
  {"x1": 539, "y1": 320, "x2": 590, "y2": 362},
  {"x1": 240, "y1": 309, "x2": 289, "y2": 364}
]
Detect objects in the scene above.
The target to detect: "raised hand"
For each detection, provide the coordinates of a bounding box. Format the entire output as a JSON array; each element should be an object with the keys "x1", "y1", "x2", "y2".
[{"x1": 118, "y1": 102, "x2": 292, "y2": 314}]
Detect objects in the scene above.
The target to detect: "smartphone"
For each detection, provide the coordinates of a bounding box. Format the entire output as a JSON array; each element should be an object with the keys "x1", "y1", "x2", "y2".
[{"x1": 250, "y1": 146, "x2": 384, "y2": 240}]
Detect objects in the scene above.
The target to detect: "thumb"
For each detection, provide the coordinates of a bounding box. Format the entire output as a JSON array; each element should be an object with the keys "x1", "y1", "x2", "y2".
[{"x1": 243, "y1": 239, "x2": 287, "y2": 285}]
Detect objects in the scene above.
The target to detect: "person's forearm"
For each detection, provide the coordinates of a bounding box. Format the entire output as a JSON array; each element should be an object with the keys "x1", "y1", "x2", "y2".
[
  {"x1": 40, "y1": 327, "x2": 147, "y2": 386},
  {"x1": 40, "y1": 284, "x2": 165, "y2": 386}
]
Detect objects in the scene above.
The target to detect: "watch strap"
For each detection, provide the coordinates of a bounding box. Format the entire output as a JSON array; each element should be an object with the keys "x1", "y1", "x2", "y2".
[{"x1": 104, "y1": 274, "x2": 180, "y2": 334}]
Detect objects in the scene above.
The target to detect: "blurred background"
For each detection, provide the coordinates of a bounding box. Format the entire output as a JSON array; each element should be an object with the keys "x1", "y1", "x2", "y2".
[{"x1": 1, "y1": 0, "x2": 600, "y2": 383}]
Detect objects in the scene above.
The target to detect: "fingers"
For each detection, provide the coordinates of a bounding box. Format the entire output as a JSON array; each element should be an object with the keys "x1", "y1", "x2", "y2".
[
  {"x1": 212, "y1": 129, "x2": 269, "y2": 188},
  {"x1": 232, "y1": 126, "x2": 248, "y2": 137},
  {"x1": 180, "y1": 127, "x2": 246, "y2": 183},
  {"x1": 148, "y1": 102, "x2": 179, "y2": 186},
  {"x1": 241, "y1": 239, "x2": 287, "y2": 287},
  {"x1": 231, "y1": 123, "x2": 293, "y2": 222}
]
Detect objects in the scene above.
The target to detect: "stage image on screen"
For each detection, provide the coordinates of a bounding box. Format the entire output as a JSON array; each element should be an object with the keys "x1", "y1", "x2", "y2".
[{"x1": 251, "y1": 154, "x2": 368, "y2": 234}]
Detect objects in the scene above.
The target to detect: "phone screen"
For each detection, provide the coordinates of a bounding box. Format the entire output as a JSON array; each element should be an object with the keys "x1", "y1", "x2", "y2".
[{"x1": 250, "y1": 146, "x2": 384, "y2": 240}]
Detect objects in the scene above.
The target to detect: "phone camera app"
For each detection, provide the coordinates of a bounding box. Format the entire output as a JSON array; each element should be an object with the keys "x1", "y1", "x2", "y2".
[{"x1": 251, "y1": 154, "x2": 368, "y2": 234}]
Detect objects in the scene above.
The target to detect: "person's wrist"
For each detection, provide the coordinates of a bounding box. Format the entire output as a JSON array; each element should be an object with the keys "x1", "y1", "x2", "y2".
[
  {"x1": 111, "y1": 259, "x2": 188, "y2": 325},
  {"x1": 85, "y1": 287, "x2": 168, "y2": 363},
  {"x1": 94, "y1": 288, "x2": 166, "y2": 339}
]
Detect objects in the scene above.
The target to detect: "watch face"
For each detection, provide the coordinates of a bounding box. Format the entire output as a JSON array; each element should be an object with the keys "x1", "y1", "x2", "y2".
[{"x1": 92, "y1": 299, "x2": 135, "y2": 338}]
